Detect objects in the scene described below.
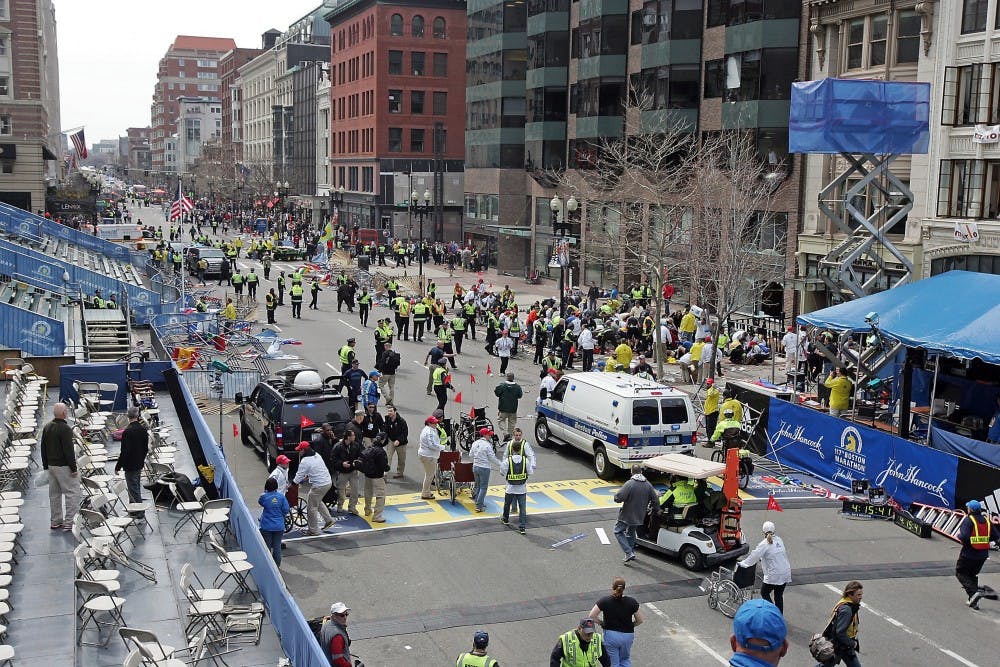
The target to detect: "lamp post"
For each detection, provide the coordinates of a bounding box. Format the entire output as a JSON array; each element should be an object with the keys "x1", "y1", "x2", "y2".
[
  {"x1": 411, "y1": 189, "x2": 432, "y2": 282},
  {"x1": 549, "y1": 195, "x2": 578, "y2": 319},
  {"x1": 235, "y1": 182, "x2": 244, "y2": 217},
  {"x1": 275, "y1": 180, "x2": 290, "y2": 220},
  {"x1": 331, "y1": 185, "x2": 345, "y2": 242}
]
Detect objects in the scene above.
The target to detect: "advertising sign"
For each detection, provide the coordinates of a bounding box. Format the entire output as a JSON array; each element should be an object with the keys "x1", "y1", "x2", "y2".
[{"x1": 766, "y1": 398, "x2": 958, "y2": 508}]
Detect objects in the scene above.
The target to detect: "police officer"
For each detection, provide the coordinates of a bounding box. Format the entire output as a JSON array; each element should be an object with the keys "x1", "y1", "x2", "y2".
[
  {"x1": 456, "y1": 630, "x2": 498, "y2": 667},
  {"x1": 464, "y1": 300, "x2": 478, "y2": 340},
  {"x1": 396, "y1": 295, "x2": 411, "y2": 340},
  {"x1": 710, "y1": 408, "x2": 743, "y2": 449},
  {"x1": 265, "y1": 288, "x2": 277, "y2": 324},
  {"x1": 277, "y1": 271, "x2": 286, "y2": 306},
  {"x1": 289, "y1": 281, "x2": 304, "y2": 319},
  {"x1": 262, "y1": 252, "x2": 272, "y2": 280},
  {"x1": 246, "y1": 268, "x2": 259, "y2": 300},
  {"x1": 432, "y1": 359, "x2": 454, "y2": 412},
  {"x1": 358, "y1": 288, "x2": 372, "y2": 327},
  {"x1": 413, "y1": 299, "x2": 429, "y2": 342},
  {"x1": 450, "y1": 313, "x2": 467, "y2": 354},
  {"x1": 309, "y1": 277, "x2": 322, "y2": 310},
  {"x1": 339, "y1": 338, "x2": 358, "y2": 375},
  {"x1": 551, "y1": 618, "x2": 608, "y2": 667},
  {"x1": 231, "y1": 270, "x2": 244, "y2": 296}
]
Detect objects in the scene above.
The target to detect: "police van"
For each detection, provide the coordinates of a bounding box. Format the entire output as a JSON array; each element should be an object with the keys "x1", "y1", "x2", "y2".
[{"x1": 534, "y1": 372, "x2": 697, "y2": 479}]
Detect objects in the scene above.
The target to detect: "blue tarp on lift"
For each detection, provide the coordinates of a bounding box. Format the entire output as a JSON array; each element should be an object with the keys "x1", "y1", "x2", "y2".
[{"x1": 796, "y1": 271, "x2": 1000, "y2": 365}]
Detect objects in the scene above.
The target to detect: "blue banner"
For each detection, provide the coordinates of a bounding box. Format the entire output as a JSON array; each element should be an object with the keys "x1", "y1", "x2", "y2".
[
  {"x1": 766, "y1": 398, "x2": 958, "y2": 508},
  {"x1": 0, "y1": 202, "x2": 131, "y2": 261},
  {"x1": 0, "y1": 301, "x2": 66, "y2": 356}
]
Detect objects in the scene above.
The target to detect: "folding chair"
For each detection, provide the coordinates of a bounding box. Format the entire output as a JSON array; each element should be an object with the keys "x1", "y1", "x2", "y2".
[
  {"x1": 195, "y1": 499, "x2": 233, "y2": 547},
  {"x1": 173, "y1": 486, "x2": 208, "y2": 536},
  {"x1": 180, "y1": 563, "x2": 225, "y2": 601},
  {"x1": 119, "y1": 627, "x2": 179, "y2": 663},
  {"x1": 208, "y1": 539, "x2": 256, "y2": 601},
  {"x1": 75, "y1": 579, "x2": 127, "y2": 647},
  {"x1": 180, "y1": 572, "x2": 226, "y2": 639}
]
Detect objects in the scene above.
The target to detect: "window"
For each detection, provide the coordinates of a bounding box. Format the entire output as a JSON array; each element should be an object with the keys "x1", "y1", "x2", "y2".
[
  {"x1": 433, "y1": 52, "x2": 447, "y2": 77},
  {"x1": 388, "y1": 127, "x2": 403, "y2": 151},
  {"x1": 0, "y1": 76, "x2": 7, "y2": 96},
  {"x1": 897, "y1": 10, "x2": 920, "y2": 63},
  {"x1": 869, "y1": 15, "x2": 888, "y2": 67},
  {"x1": 363, "y1": 167, "x2": 374, "y2": 192},
  {"x1": 388, "y1": 89, "x2": 402, "y2": 113},
  {"x1": 0, "y1": 115, "x2": 9, "y2": 135},
  {"x1": 635, "y1": 0, "x2": 703, "y2": 45},
  {"x1": 411, "y1": 90, "x2": 425, "y2": 114},
  {"x1": 704, "y1": 59, "x2": 725, "y2": 98},
  {"x1": 412, "y1": 15, "x2": 425, "y2": 37},
  {"x1": 846, "y1": 12, "x2": 920, "y2": 70},
  {"x1": 503, "y1": 49, "x2": 527, "y2": 80},
  {"x1": 941, "y1": 65, "x2": 986, "y2": 126},
  {"x1": 433, "y1": 16, "x2": 446, "y2": 38},
  {"x1": 724, "y1": 48, "x2": 796, "y2": 101},
  {"x1": 411, "y1": 129, "x2": 425, "y2": 152},
  {"x1": 433, "y1": 91, "x2": 447, "y2": 115},
  {"x1": 661, "y1": 398, "x2": 689, "y2": 424},
  {"x1": 0, "y1": 35, "x2": 7, "y2": 56},
  {"x1": 938, "y1": 159, "x2": 986, "y2": 218},
  {"x1": 412, "y1": 52, "x2": 425, "y2": 76},
  {"x1": 390, "y1": 14, "x2": 404, "y2": 36},
  {"x1": 846, "y1": 18, "x2": 864, "y2": 69},
  {"x1": 633, "y1": 399, "x2": 659, "y2": 426},
  {"x1": 668, "y1": 65, "x2": 699, "y2": 108},
  {"x1": 963, "y1": 0, "x2": 987, "y2": 33},
  {"x1": 388, "y1": 50, "x2": 403, "y2": 75},
  {"x1": 178, "y1": 58, "x2": 185, "y2": 66},
  {"x1": 706, "y1": 0, "x2": 727, "y2": 27},
  {"x1": 196, "y1": 59, "x2": 217, "y2": 68}
]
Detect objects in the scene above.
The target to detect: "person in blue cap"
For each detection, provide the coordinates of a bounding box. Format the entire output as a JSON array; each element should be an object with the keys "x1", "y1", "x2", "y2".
[
  {"x1": 956, "y1": 499, "x2": 1000, "y2": 609},
  {"x1": 728, "y1": 599, "x2": 787, "y2": 666},
  {"x1": 456, "y1": 630, "x2": 499, "y2": 667}
]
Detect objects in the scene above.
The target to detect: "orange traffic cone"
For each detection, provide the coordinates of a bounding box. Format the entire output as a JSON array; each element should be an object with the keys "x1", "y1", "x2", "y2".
[
  {"x1": 487, "y1": 363, "x2": 493, "y2": 376},
  {"x1": 455, "y1": 391, "x2": 463, "y2": 403}
]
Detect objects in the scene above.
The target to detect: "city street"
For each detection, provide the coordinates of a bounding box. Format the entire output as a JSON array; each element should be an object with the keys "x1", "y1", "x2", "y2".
[{"x1": 136, "y1": 202, "x2": 1000, "y2": 666}]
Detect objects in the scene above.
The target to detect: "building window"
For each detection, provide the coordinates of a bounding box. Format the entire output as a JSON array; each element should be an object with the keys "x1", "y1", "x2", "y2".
[
  {"x1": 413, "y1": 15, "x2": 425, "y2": 37},
  {"x1": 633, "y1": 0, "x2": 704, "y2": 45},
  {"x1": 433, "y1": 91, "x2": 447, "y2": 115},
  {"x1": 897, "y1": 10, "x2": 920, "y2": 63},
  {"x1": 0, "y1": 76, "x2": 7, "y2": 97},
  {"x1": 411, "y1": 129, "x2": 425, "y2": 152},
  {"x1": 388, "y1": 50, "x2": 403, "y2": 75},
  {"x1": 434, "y1": 17, "x2": 446, "y2": 38},
  {"x1": 0, "y1": 35, "x2": 7, "y2": 56},
  {"x1": 941, "y1": 65, "x2": 986, "y2": 126},
  {"x1": 388, "y1": 127, "x2": 403, "y2": 151},
  {"x1": 0, "y1": 115, "x2": 9, "y2": 135},
  {"x1": 388, "y1": 89, "x2": 402, "y2": 113},
  {"x1": 938, "y1": 159, "x2": 985, "y2": 218},
  {"x1": 390, "y1": 14, "x2": 404, "y2": 36},
  {"x1": 706, "y1": 0, "x2": 727, "y2": 27},
  {"x1": 962, "y1": 0, "x2": 987, "y2": 33},
  {"x1": 668, "y1": 64, "x2": 700, "y2": 108},
  {"x1": 704, "y1": 59, "x2": 725, "y2": 98},
  {"x1": 411, "y1": 90, "x2": 425, "y2": 114},
  {"x1": 412, "y1": 52, "x2": 425, "y2": 76},
  {"x1": 433, "y1": 52, "x2": 448, "y2": 77}
]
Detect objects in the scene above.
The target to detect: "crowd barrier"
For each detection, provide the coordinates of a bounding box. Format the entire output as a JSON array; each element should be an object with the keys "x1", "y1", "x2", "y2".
[
  {"x1": 0, "y1": 300, "x2": 65, "y2": 356},
  {"x1": 172, "y1": 366, "x2": 329, "y2": 666}
]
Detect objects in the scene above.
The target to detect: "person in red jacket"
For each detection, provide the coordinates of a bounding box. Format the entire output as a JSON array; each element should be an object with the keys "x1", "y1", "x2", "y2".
[{"x1": 318, "y1": 602, "x2": 354, "y2": 666}]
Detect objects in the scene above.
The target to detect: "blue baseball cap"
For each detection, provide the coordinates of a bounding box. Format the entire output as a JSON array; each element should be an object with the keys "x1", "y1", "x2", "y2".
[
  {"x1": 732, "y1": 599, "x2": 786, "y2": 652},
  {"x1": 967, "y1": 500, "x2": 982, "y2": 512}
]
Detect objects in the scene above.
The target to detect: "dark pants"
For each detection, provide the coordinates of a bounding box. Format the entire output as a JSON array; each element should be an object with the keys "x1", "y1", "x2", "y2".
[
  {"x1": 291, "y1": 300, "x2": 302, "y2": 318},
  {"x1": 466, "y1": 314, "x2": 476, "y2": 339},
  {"x1": 359, "y1": 305, "x2": 369, "y2": 326},
  {"x1": 582, "y1": 349, "x2": 594, "y2": 371},
  {"x1": 500, "y1": 356, "x2": 510, "y2": 374},
  {"x1": 434, "y1": 385, "x2": 448, "y2": 411},
  {"x1": 310, "y1": 293, "x2": 318, "y2": 308},
  {"x1": 414, "y1": 319, "x2": 426, "y2": 341},
  {"x1": 248, "y1": 285, "x2": 257, "y2": 299},
  {"x1": 443, "y1": 342, "x2": 456, "y2": 368},
  {"x1": 398, "y1": 318, "x2": 409, "y2": 340},
  {"x1": 278, "y1": 288, "x2": 284, "y2": 305},
  {"x1": 260, "y1": 529, "x2": 283, "y2": 566},
  {"x1": 503, "y1": 493, "x2": 527, "y2": 530},
  {"x1": 956, "y1": 556, "x2": 987, "y2": 598},
  {"x1": 760, "y1": 582, "x2": 786, "y2": 613},
  {"x1": 705, "y1": 412, "x2": 719, "y2": 440},
  {"x1": 453, "y1": 332, "x2": 464, "y2": 353},
  {"x1": 267, "y1": 307, "x2": 276, "y2": 324},
  {"x1": 123, "y1": 470, "x2": 144, "y2": 515},
  {"x1": 534, "y1": 337, "x2": 547, "y2": 364}
]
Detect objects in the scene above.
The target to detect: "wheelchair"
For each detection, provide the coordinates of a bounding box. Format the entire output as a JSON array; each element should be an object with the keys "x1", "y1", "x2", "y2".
[
  {"x1": 433, "y1": 451, "x2": 476, "y2": 504},
  {"x1": 700, "y1": 562, "x2": 757, "y2": 618},
  {"x1": 456, "y1": 407, "x2": 499, "y2": 452}
]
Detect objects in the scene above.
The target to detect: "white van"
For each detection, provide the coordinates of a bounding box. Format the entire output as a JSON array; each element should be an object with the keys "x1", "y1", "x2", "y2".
[{"x1": 534, "y1": 372, "x2": 698, "y2": 479}]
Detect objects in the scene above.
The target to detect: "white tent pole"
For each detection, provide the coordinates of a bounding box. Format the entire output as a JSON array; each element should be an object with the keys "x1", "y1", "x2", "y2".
[{"x1": 925, "y1": 354, "x2": 940, "y2": 447}]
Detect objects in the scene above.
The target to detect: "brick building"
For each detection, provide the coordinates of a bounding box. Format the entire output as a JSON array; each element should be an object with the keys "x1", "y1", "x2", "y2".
[
  {"x1": 219, "y1": 47, "x2": 264, "y2": 176},
  {"x1": 323, "y1": 0, "x2": 467, "y2": 240}
]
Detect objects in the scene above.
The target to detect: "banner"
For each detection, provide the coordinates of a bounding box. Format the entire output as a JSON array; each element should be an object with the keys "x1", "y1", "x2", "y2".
[
  {"x1": 766, "y1": 398, "x2": 958, "y2": 508},
  {"x1": 953, "y1": 221, "x2": 980, "y2": 242},
  {"x1": 973, "y1": 124, "x2": 1000, "y2": 144}
]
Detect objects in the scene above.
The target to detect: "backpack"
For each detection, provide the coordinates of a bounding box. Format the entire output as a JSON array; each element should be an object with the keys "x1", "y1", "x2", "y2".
[
  {"x1": 356, "y1": 446, "x2": 382, "y2": 477},
  {"x1": 808, "y1": 604, "x2": 842, "y2": 663}
]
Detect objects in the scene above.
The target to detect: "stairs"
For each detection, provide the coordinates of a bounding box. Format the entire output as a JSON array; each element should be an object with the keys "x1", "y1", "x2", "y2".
[{"x1": 83, "y1": 309, "x2": 131, "y2": 362}]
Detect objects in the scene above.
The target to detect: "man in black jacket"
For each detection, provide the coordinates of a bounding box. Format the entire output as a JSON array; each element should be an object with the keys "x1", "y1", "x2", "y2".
[
  {"x1": 384, "y1": 406, "x2": 409, "y2": 479},
  {"x1": 115, "y1": 407, "x2": 149, "y2": 516},
  {"x1": 332, "y1": 429, "x2": 363, "y2": 514},
  {"x1": 41, "y1": 402, "x2": 81, "y2": 530},
  {"x1": 376, "y1": 342, "x2": 401, "y2": 406},
  {"x1": 356, "y1": 435, "x2": 390, "y2": 522}
]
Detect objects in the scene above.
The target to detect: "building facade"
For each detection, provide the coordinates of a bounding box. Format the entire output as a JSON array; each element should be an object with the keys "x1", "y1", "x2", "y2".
[
  {"x1": 150, "y1": 35, "x2": 234, "y2": 172},
  {"x1": 219, "y1": 47, "x2": 264, "y2": 177},
  {"x1": 0, "y1": 0, "x2": 61, "y2": 212},
  {"x1": 125, "y1": 127, "x2": 152, "y2": 175},
  {"x1": 464, "y1": 0, "x2": 801, "y2": 317},
  {"x1": 175, "y1": 97, "x2": 222, "y2": 173},
  {"x1": 324, "y1": 0, "x2": 467, "y2": 240}
]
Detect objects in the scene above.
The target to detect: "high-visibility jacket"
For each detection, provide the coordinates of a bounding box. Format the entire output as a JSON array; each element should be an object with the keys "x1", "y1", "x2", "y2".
[
  {"x1": 196, "y1": 300, "x2": 207, "y2": 312},
  {"x1": 246, "y1": 272, "x2": 259, "y2": 284},
  {"x1": 289, "y1": 284, "x2": 304, "y2": 302},
  {"x1": 339, "y1": 344, "x2": 354, "y2": 365},
  {"x1": 451, "y1": 316, "x2": 466, "y2": 332},
  {"x1": 505, "y1": 441, "x2": 528, "y2": 483},
  {"x1": 660, "y1": 479, "x2": 697, "y2": 507},
  {"x1": 397, "y1": 300, "x2": 411, "y2": 317},
  {"x1": 359, "y1": 292, "x2": 372, "y2": 306},
  {"x1": 265, "y1": 294, "x2": 276, "y2": 309},
  {"x1": 456, "y1": 652, "x2": 497, "y2": 667},
  {"x1": 413, "y1": 303, "x2": 428, "y2": 320},
  {"x1": 231, "y1": 274, "x2": 244, "y2": 286},
  {"x1": 968, "y1": 515, "x2": 992, "y2": 550},
  {"x1": 432, "y1": 366, "x2": 448, "y2": 386},
  {"x1": 464, "y1": 303, "x2": 477, "y2": 317},
  {"x1": 557, "y1": 630, "x2": 603, "y2": 667},
  {"x1": 277, "y1": 276, "x2": 286, "y2": 290},
  {"x1": 337, "y1": 273, "x2": 349, "y2": 286},
  {"x1": 291, "y1": 273, "x2": 303, "y2": 286},
  {"x1": 437, "y1": 326, "x2": 452, "y2": 343},
  {"x1": 387, "y1": 279, "x2": 399, "y2": 291}
]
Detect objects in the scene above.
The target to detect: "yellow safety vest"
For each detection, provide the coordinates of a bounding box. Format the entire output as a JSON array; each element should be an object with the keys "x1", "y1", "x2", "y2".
[
  {"x1": 558, "y1": 630, "x2": 603, "y2": 667},
  {"x1": 339, "y1": 345, "x2": 354, "y2": 365},
  {"x1": 432, "y1": 366, "x2": 448, "y2": 386},
  {"x1": 506, "y1": 441, "x2": 528, "y2": 483}
]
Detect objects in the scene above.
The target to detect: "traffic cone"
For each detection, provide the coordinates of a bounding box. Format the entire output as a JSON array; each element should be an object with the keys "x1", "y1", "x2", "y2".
[
  {"x1": 487, "y1": 363, "x2": 493, "y2": 376},
  {"x1": 455, "y1": 391, "x2": 463, "y2": 403},
  {"x1": 232, "y1": 423, "x2": 239, "y2": 437}
]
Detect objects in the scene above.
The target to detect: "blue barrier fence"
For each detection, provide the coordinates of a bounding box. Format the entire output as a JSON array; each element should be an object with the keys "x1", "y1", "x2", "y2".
[
  {"x1": 0, "y1": 202, "x2": 131, "y2": 261},
  {"x1": 175, "y1": 370, "x2": 328, "y2": 666},
  {"x1": 0, "y1": 300, "x2": 65, "y2": 356}
]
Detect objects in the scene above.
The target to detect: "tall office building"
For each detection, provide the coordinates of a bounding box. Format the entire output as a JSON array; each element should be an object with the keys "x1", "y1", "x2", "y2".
[
  {"x1": 150, "y1": 36, "x2": 235, "y2": 172},
  {"x1": 465, "y1": 0, "x2": 802, "y2": 316}
]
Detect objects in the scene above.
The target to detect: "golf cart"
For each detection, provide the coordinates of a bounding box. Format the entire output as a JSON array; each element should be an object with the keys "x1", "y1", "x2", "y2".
[{"x1": 635, "y1": 451, "x2": 749, "y2": 571}]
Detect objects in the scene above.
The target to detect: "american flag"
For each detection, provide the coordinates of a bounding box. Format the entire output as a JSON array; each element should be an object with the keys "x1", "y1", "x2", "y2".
[
  {"x1": 69, "y1": 128, "x2": 87, "y2": 158},
  {"x1": 169, "y1": 183, "x2": 194, "y2": 221}
]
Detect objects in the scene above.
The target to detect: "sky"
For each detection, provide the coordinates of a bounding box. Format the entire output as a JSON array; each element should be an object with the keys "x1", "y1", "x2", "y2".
[{"x1": 57, "y1": 0, "x2": 322, "y2": 143}]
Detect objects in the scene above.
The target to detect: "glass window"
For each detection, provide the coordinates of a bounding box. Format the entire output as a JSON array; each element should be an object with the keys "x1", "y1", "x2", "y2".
[
  {"x1": 633, "y1": 399, "x2": 660, "y2": 426},
  {"x1": 433, "y1": 17, "x2": 446, "y2": 38},
  {"x1": 412, "y1": 52, "x2": 425, "y2": 76},
  {"x1": 870, "y1": 15, "x2": 887, "y2": 67},
  {"x1": 411, "y1": 129, "x2": 425, "y2": 152},
  {"x1": 550, "y1": 378, "x2": 568, "y2": 402},
  {"x1": 0, "y1": 76, "x2": 8, "y2": 97},
  {"x1": 411, "y1": 90, "x2": 425, "y2": 114},
  {"x1": 465, "y1": 194, "x2": 478, "y2": 217},
  {"x1": 705, "y1": 59, "x2": 725, "y2": 98},
  {"x1": 390, "y1": 14, "x2": 404, "y2": 36},
  {"x1": 760, "y1": 48, "x2": 796, "y2": 100},
  {"x1": 504, "y1": 0, "x2": 527, "y2": 32},
  {"x1": 661, "y1": 398, "x2": 689, "y2": 424},
  {"x1": 963, "y1": 0, "x2": 987, "y2": 33},
  {"x1": 896, "y1": 10, "x2": 920, "y2": 64},
  {"x1": 412, "y1": 15, "x2": 425, "y2": 37},
  {"x1": 0, "y1": 36, "x2": 7, "y2": 56},
  {"x1": 707, "y1": 0, "x2": 727, "y2": 27},
  {"x1": 846, "y1": 18, "x2": 864, "y2": 69},
  {"x1": 668, "y1": 64, "x2": 699, "y2": 108},
  {"x1": 388, "y1": 50, "x2": 403, "y2": 74},
  {"x1": 433, "y1": 91, "x2": 447, "y2": 115},
  {"x1": 388, "y1": 89, "x2": 402, "y2": 113},
  {"x1": 0, "y1": 115, "x2": 10, "y2": 135},
  {"x1": 433, "y1": 52, "x2": 447, "y2": 77},
  {"x1": 388, "y1": 127, "x2": 402, "y2": 152}
]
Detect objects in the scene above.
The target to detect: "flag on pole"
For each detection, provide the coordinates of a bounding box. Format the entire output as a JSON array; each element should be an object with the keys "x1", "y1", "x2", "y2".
[
  {"x1": 169, "y1": 181, "x2": 194, "y2": 221},
  {"x1": 69, "y1": 128, "x2": 88, "y2": 158},
  {"x1": 300, "y1": 415, "x2": 315, "y2": 428},
  {"x1": 319, "y1": 220, "x2": 335, "y2": 242},
  {"x1": 766, "y1": 494, "x2": 783, "y2": 512}
]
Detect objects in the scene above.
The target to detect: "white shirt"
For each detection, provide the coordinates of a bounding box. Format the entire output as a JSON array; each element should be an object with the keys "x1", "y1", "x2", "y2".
[
  {"x1": 470, "y1": 438, "x2": 503, "y2": 469},
  {"x1": 292, "y1": 454, "x2": 332, "y2": 487},
  {"x1": 417, "y1": 424, "x2": 444, "y2": 459},
  {"x1": 539, "y1": 375, "x2": 557, "y2": 398},
  {"x1": 701, "y1": 344, "x2": 715, "y2": 366},
  {"x1": 268, "y1": 466, "x2": 290, "y2": 494},
  {"x1": 495, "y1": 336, "x2": 514, "y2": 358},
  {"x1": 739, "y1": 535, "x2": 792, "y2": 585},
  {"x1": 781, "y1": 332, "x2": 798, "y2": 357},
  {"x1": 578, "y1": 328, "x2": 595, "y2": 350},
  {"x1": 500, "y1": 440, "x2": 536, "y2": 494}
]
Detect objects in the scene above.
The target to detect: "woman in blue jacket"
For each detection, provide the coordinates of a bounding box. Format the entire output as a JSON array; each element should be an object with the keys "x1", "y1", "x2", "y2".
[{"x1": 259, "y1": 477, "x2": 290, "y2": 567}]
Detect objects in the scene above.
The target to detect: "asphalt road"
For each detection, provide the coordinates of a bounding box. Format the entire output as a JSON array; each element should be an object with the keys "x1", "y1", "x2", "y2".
[{"x1": 132, "y1": 202, "x2": 1000, "y2": 667}]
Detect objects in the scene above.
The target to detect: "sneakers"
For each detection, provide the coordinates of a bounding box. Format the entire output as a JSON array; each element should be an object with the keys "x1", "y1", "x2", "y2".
[
  {"x1": 500, "y1": 517, "x2": 509, "y2": 525},
  {"x1": 50, "y1": 523, "x2": 61, "y2": 530},
  {"x1": 474, "y1": 507, "x2": 485, "y2": 513},
  {"x1": 623, "y1": 553, "x2": 637, "y2": 565},
  {"x1": 372, "y1": 517, "x2": 386, "y2": 523},
  {"x1": 968, "y1": 591, "x2": 983, "y2": 609},
  {"x1": 420, "y1": 494, "x2": 434, "y2": 500},
  {"x1": 62, "y1": 523, "x2": 72, "y2": 531},
  {"x1": 322, "y1": 520, "x2": 336, "y2": 531},
  {"x1": 519, "y1": 527, "x2": 526, "y2": 535}
]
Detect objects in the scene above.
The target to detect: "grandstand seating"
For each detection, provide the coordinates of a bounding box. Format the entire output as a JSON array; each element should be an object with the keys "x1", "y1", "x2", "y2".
[{"x1": 0, "y1": 232, "x2": 145, "y2": 287}]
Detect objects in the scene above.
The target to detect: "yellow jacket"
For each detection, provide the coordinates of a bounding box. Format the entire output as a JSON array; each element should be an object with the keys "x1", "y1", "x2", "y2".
[
  {"x1": 825, "y1": 375, "x2": 853, "y2": 411},
  {"x1": 704, "y1": 386, "x2": 720, "y2": 415}
]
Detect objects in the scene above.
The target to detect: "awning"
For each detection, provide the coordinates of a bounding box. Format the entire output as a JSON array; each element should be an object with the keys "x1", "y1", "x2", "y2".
[
  {"x1": 42, "y1": 145, "x2": 58, "y2": 160},
  {"x1": 797, "y1": 270, "x2": 1000, "y2": 364}
]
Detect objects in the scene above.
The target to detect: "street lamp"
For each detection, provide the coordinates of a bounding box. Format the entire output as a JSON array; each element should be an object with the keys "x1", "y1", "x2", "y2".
[
  {"x1": 549, "y1": 195, "x2": 578, "y2": 318},
  {"x1": 331, "y1": 185, "x2": 345, "y2": 242},
  {"x1": 411, "y1": 189, "x2": 432, "y2": 281},
  {"x1": 275, "y1": 180, "x2": 290, "y2": 218}
]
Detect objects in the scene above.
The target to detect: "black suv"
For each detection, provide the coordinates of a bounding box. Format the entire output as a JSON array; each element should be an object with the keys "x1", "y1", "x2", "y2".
[{"x1": 236, "y1": 365, "x2": 349, "y2": 469}]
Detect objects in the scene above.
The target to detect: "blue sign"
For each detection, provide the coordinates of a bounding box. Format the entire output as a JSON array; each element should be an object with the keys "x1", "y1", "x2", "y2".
[
  {"x1": 766, "y1": 398, "x2": 958, "y2": 508},
  {"x1": 0, "y1": 301, "x2": 65, "y2": 356}
]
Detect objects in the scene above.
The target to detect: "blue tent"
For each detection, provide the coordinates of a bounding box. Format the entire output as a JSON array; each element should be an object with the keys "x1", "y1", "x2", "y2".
[{"x1": 797, "y1": 270, "x2": 1000, "y2": 364}]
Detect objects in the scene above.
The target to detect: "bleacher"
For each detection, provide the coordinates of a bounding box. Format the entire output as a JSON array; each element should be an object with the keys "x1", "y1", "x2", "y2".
[
  {"x1": 5, "y1": 233, "x2": 145, "y2": 288},
  {"x1": 0, "y1": 280, "x2": 71, "y2": 322}
]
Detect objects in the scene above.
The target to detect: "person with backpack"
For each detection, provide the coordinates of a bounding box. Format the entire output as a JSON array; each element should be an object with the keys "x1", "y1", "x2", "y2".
[
  {"x1": 356, "y1": 434, "x2": 390, "y2": 522},
  {"x1": 815, "y1": 581, "x2": 864, "y2": 667}
]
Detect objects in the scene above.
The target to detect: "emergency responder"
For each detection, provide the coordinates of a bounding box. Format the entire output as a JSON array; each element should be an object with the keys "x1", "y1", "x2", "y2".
[
  {"x1": 309, "y1": 277, "x2": 322, "y2": 310},
  {"x1": 432, "y1": 359, "x2": 455, "y2": 412},
  {"x1": 358, "y1": 289, "x2": 372, "y2": 327},
  {"x1": 231, "y1": 270, "x2": 244, "y2": 296},
  {"x1": 957, "y1": 499, "x2": 1000, "y2": 609},
  {"x1": 339, "y1": 338, "x2": 358, "y2": 375},
  {"x1": 413, "y1": 299, "x2": 430, "y2": 342},
  {"x1": 289, "y1": 281, "x2": 304, "y2": 319},
  {"x1": 396, "y1": 295, "x2": 411, "y2": 340},
  {"x1": 246, "y1": 268, "x2": 259, "y2": 300},
  {"x1": 659, "y1": 476, "x2": 698, "y2": 525},
  {"x1": 456, "y1": 631, "x2": 498, "y2": 667},
  {"x1": 451, "y1": 313, "x2": 467, "y2": 354},
  {"x1": 710, "y1": 408, "x2": 743, "y2": 447},
  {"x1": 265, "y1": 288, "x2": 277, "y2": 324},
  {"x1": 550, "y1": 618, "x2": 609, "y2": 667},
  {"x1": 277, "y1": 271, "x2": 286, "y2": 305}
]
